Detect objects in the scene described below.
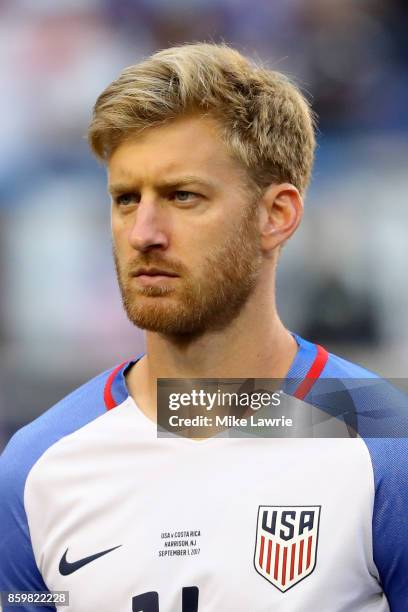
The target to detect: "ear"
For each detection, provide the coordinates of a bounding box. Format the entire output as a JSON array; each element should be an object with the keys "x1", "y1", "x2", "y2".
[{"x1": 258, "y1": 183, "x2": 303, "y2": 252}]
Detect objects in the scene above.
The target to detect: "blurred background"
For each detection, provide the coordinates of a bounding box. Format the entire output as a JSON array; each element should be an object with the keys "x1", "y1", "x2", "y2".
[{"x1": 0, "y1": 0, "x2": 407, "y2": 450}]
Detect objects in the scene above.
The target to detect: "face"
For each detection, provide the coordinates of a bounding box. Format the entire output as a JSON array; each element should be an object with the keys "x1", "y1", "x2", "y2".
[{"x1": 108, "y1": 114, "x2": 263, "y2": 337}]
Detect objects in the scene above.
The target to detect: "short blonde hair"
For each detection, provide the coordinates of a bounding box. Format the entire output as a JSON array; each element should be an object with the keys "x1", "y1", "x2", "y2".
[{"x1": 88, "y1": 43, "x2": 316, "y2": 195}]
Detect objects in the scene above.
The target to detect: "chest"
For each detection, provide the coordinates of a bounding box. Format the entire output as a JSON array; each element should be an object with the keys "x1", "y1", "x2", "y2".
[{"x1": 25, "y1": 434, "x2": 384, "y2": 611}]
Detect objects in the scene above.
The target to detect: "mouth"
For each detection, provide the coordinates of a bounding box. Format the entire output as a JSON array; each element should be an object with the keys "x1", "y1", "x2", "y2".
[
  {"x1": 132, "y1": 267, "x2": 180, "y2": 287},
  {"x1": 133, "y1": 267, "x2": 179, "y2": 278}
]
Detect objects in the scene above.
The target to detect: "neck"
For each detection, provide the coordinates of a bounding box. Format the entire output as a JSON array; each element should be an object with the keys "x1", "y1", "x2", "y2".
[{"x1": 126, "y1": 280, "x2": 298, "y2": 423}]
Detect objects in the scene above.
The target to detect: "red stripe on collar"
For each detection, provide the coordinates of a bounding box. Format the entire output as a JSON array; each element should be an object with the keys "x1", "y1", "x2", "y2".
[
  {"x1": 293, "y1": 344, "x2": 329, "y2": 400},
  {"x1": 104, "y1": 361, "x2": 129, "y2": 410}
]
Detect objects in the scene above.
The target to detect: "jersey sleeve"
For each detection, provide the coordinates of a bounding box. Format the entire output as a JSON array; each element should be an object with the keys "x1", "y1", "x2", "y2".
[
  {"x1": 0, "y1": 430, "x2": 55, "y2": 611},
  {"x1": 0, "y1": 367, "x2": 114, "y2": 612},
  {"x1": 300, "y1": 344, "x2": 408, "y2": 610},
  {"x1": 365, "y1": 437, "x2": 408, "y2": 611}
]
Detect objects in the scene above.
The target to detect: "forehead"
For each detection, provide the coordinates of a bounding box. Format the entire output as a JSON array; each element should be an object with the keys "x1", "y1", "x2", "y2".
[{"x1": 108, "y1": 114, "x2": 245, "y2": 184}]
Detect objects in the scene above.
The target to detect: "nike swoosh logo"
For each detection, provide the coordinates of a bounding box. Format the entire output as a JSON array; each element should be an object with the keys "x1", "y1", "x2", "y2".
[{"x1": 59, "y1": 545, "x2": 122, "y2": 575}]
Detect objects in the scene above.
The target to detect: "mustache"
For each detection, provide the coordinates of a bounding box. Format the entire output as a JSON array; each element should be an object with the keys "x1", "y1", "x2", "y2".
[{"x1": 122, "y1": 254, "x2": 187, "y2": 277}]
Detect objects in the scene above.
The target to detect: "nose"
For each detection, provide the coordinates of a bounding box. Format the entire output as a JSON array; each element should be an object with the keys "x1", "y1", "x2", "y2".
[{"x1": 128, "y1": 198, "x2": 169, "y2": 253}]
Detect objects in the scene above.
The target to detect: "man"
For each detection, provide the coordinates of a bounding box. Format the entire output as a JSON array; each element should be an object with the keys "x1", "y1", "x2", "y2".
[{"x1": 0, "y1": 43, "x2": 407, "y2": 611}]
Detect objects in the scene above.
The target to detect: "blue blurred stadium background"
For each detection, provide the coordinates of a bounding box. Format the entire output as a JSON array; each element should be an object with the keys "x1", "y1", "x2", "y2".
[{"x1": 1, "y1": 0, "x2": 407, "y2": 450}]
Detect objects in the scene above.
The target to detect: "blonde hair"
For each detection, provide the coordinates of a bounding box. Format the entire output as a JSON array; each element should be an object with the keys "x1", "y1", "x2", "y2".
[{"x1": 88, "y1": 43, "x2": 316, "y2": 195}]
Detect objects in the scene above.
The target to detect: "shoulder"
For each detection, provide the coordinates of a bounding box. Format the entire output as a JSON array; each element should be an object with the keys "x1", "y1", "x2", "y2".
[
  {"x1": 300, "y1": 338, "x2": 407, "y2": 438},
  {"x1": 303, "y1": 339, "x2": 408, "y2": 606},
  {"x1": 0, "y1": 365, "x2": 120, "y2": 500},
  {"x1": 323, "y1": 349, "x2": 379, "y2": 378},
  {"x1": 0, "y1": 364, "x2": 128, "y2": 594}
]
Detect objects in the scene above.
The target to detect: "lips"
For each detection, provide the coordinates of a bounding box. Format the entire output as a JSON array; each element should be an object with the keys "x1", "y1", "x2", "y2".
[
  {"x1": 131, "y1": 267, "x2": 180, "y2": 288},
  {"x1": 133, "y1": 267, "x2": 179, "y2": 278}
]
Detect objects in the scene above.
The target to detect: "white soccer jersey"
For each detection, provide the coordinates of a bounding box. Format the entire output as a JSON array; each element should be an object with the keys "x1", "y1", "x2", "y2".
[{"x1": 1, "y1": 334, "x2": 408, "y2": 611}]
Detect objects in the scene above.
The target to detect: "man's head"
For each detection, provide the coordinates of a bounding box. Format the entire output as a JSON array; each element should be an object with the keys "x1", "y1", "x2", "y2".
[
  {"x1": 88, "y1": 43, "x2": 316, "y2": 337},
  {"x1": 89, "y1": 43, "x2": 315, "y2": 196}
]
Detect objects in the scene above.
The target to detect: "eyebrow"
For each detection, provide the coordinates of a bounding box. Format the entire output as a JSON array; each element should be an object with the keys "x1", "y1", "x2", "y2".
[{"x1": 108, "y1": 176, "x2": 217, "y2": 195}]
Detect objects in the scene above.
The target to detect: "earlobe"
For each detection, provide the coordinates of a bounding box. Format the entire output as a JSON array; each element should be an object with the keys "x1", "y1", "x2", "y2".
[{"x1": 259, "y1": 183, "x2": 303, "y2": 251}]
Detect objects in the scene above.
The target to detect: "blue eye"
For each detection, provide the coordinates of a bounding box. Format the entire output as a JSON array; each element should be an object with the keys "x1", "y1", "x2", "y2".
[
  {"x1": 173, "y1": 191, "x2": 196, "y2": 202},
  {"x1": 116, "y1": 193, "x2": 138, "y2": 206}
]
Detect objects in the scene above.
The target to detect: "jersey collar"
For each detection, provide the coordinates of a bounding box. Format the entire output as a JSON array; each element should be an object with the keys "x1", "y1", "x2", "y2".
[{"x1": 104, "y1": 334, "x2": 328, "y2": 410}]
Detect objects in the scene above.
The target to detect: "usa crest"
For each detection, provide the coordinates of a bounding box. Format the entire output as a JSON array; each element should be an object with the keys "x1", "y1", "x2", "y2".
[{"x1": 254, "y1": 505, "x2": 321, "y2": 592}]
